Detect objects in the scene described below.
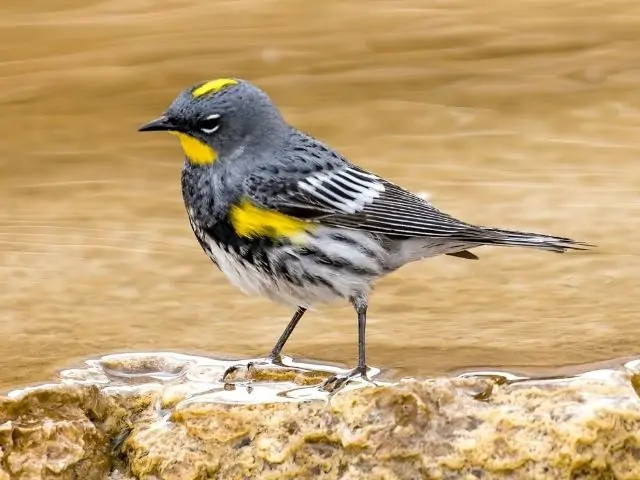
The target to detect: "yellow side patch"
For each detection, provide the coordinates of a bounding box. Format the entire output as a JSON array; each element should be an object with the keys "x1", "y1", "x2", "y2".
[
  {"x1": 192, "y1": 78, "x2": 238, "y2": 98},
  {"x1": 230, "y1": 199, "x2": 311, "y2": 240},
  {"x1": 170, "y1": 132, "x2": 217, "y2": 165}
]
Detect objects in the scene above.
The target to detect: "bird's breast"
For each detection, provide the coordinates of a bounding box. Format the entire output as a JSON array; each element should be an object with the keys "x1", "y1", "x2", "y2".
[{"x1": 186, "y1": 206, "x2": 275, "y2": 274}]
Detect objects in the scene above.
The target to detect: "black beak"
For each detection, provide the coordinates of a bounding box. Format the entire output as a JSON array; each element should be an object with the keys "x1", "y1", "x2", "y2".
[{"x1": 137, "y1": 115, "x2": 176, "y2": 132}]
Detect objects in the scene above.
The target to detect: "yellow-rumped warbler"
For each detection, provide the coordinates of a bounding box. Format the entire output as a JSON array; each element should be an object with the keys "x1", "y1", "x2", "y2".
[{"x1": 139, "y1": 78, "x2": 590, "y2": 390}]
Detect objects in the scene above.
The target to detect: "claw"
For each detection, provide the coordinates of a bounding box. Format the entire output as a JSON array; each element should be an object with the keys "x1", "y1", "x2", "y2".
[
  {"x1": 221, "y1": 361, "x2": 261, "y2": 381},
  {"x1": 221, "y1": 364, "x2": 241, "y2": 381},
  {"x1": 321, "y1": 365, "x2": 369, "y2": 393},
  {"x1": 221, "y1": 355, "x2": 285, "y2": 382}
]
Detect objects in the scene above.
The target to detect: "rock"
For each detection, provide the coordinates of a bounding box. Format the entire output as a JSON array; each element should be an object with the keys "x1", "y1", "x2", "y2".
[
  {"x1": 2, "y1": 353, "x2": 640, "y2": 479},
  {"x1": 0, "y1": 385, "x2": 110, "y2": 479}
]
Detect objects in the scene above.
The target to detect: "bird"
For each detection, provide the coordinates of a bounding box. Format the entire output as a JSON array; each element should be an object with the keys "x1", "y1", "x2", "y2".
[{"x1": 138, "y1": 78, "x2": 591, "y2": 391}]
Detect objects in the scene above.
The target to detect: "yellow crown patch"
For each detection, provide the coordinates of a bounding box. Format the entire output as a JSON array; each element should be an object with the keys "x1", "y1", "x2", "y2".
[{"x1": 192, "y1": 78, "x2": 238, "y2": 98}]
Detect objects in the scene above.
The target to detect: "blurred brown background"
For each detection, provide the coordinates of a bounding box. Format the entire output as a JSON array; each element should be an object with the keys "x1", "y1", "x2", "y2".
[{"x1": 1, "y1": 0, "x2": 639, "y2": 389}]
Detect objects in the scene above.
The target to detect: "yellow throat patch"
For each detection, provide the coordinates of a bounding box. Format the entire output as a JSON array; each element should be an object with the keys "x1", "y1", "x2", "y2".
[
  {"x1": 170, "y1": 132, "x2": 217, "y2": 166},
  {"x1": 170, "y1": 78, "x2": 237, "y2": 164},
  {"x1": 230, "y1": 199, "x2": 311, "y2": 241},
  {"x1": 192, "y1": 78, "x2": 238, "y2": 98}
]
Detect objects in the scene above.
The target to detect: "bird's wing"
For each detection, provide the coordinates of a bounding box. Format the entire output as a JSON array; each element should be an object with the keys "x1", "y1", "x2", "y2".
[{"x1": 245, "y1": 163, "x2": 481, "y2": 239}]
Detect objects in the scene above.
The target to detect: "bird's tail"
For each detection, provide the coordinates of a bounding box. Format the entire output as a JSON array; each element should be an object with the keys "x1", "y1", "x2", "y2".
[{"x1": 478, "y1": 226, "x2": 593, "y2": 253}]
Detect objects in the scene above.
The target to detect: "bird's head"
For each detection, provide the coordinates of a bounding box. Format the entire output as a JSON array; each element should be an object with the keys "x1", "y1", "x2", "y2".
[{"x1": 138, "y1": 78, "x2": 285, "y2": 166}]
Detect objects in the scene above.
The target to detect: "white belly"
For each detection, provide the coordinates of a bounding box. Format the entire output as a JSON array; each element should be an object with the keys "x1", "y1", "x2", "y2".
[
  {"x1": 204, "y1": 239, "x2": 276, "y2": 298},
  {"x1": 201, "y1": 236, "x2": 342, "y2": 308},
  {"x1": 193, "y1": 224, "x2": 387, "y2": 308}
]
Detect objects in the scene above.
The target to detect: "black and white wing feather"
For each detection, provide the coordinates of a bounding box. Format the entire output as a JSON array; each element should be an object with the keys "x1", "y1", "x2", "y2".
[
  {"x1": 246, "y1": 159, "x2": 589, "y2": 253},
  {"x1": 247, "y1": 162, "x2": 479, "y2": 239},
  {"x1": 301, "y1": 166, "x2": 479, "y2": 237}
]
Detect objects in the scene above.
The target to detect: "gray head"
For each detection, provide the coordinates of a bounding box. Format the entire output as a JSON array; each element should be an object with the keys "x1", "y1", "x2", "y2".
[{"x1": 138, "y1": 78, "x2": 287, "y2": 166}]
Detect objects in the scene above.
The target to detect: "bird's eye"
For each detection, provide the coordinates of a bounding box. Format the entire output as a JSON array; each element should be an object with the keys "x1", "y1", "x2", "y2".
[{"x1": 199, "y1": 114, "x2": 221, "y2": 134}]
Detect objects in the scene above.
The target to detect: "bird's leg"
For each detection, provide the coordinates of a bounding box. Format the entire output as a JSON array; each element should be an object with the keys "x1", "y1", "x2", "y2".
[
  {"x1": 266, "y1": 306, "x2": 307, "y2": 363},
  {"x1": 222, "y1": 306, "x2": 307, "y2": 380},
  {"x1": 321, "y1": 293, "x2": 370, "y2": 392}
]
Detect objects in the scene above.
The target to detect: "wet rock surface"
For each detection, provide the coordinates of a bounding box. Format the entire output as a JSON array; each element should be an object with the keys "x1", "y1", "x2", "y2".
[{"x1": 2, "y1": 353, "x2": 640, "y2": 479}]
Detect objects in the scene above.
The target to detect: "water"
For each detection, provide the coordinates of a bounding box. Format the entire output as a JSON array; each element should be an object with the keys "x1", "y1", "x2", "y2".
[
  {"x1": 8, "y1": 351, "x2": 640, "y2": 409},
  {"x1": 1, "y1": 0, "x2": 639, "y2": 390},
  {"x1": 17, "y1": 352, "x2": 383, "y2": 404}
]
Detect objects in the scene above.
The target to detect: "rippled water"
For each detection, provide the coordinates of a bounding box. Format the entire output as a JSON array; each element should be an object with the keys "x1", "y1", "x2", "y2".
[{"x1": 1, "y1": 0, "x2": 639, "y2": 389}]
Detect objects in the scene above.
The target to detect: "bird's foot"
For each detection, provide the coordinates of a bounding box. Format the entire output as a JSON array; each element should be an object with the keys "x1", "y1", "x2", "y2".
[
  {"x1": 221, "y1": 354, "x2": 285, "y2": 382},
  {"x1": 321, "y1": 364, "x2": 370, "y2": 393}
]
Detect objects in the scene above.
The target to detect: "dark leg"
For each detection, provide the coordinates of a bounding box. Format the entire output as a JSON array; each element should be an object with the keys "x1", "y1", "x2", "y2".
[
  {"x1": 355, "y1": 295, "x2": 367, "y2": 371},
  {"x1": 268, "y1": 306, "x2": 307, "y2": 361},
  {"x1": 222, "y1": 306, "x2": 307, "y2": 380},
  {"x1": 322, "y1": 293, "x2": 370, "y2": 392}
]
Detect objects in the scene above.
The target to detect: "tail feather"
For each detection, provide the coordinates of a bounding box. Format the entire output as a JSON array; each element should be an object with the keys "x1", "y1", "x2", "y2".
[{"x1": 478, "y1": 227, "x2": 593, "y2": 253}]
